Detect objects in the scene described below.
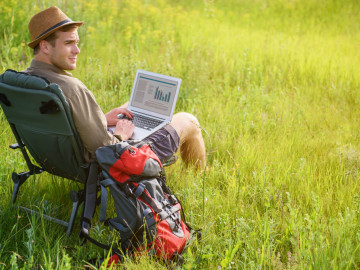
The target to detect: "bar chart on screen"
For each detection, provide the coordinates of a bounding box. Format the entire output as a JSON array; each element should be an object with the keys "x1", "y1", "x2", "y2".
[{"x1": 154, "y1": 87, "x2": 171, "y2": 103}]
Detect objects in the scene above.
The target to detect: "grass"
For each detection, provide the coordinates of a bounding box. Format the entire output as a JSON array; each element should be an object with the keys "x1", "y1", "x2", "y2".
[{"x1": 1, "y1": 0, "x2": 360, "y2": 268}]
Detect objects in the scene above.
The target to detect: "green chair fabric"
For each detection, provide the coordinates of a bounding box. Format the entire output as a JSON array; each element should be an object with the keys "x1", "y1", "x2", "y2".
[{"x1": 0, "y1": 69, "x2": 88, "y2": 182}]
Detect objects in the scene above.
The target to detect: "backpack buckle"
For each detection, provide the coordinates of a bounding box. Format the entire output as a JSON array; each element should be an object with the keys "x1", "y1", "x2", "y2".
[
  {"x1": 161, "y1": 199, "x2": 170, "y2": 207},
  {"x1": 168, "y1": 195, "x2": 178, "y2": 204},
  {"x1": 124, "y1": 184, "x2": 134, "y2": 197}
]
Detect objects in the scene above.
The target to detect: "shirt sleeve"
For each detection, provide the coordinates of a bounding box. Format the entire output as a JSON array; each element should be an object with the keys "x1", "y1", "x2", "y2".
[{"x1": 67, "y1": 82, "x2": 119, "y2": 158}]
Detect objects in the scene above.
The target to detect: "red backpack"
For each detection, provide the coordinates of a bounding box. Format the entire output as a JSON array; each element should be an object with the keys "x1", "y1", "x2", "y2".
[{"x1": 80, "y1": 141, "x2": 200, "y2": 267}]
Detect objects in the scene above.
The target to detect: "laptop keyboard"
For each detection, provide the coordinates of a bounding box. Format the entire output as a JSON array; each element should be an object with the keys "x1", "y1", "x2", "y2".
[{"x1": 132, "y1": 113, "x2": 163, "y2": 131}]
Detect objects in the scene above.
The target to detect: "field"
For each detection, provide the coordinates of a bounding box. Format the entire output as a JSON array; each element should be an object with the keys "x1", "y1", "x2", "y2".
[{"x1": 1, "y1": 0, "x2": 360, "y2": 268}]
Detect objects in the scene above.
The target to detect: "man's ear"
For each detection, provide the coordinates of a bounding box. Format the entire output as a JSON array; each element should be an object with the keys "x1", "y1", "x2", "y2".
[{"x1": 39, "y1": 40, "x2": 50, "y2": 54}]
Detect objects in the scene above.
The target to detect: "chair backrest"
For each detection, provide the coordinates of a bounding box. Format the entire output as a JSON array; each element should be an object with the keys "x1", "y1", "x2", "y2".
[{"x1": 0, "y1": 70, "x2": 88, "y2": 182}]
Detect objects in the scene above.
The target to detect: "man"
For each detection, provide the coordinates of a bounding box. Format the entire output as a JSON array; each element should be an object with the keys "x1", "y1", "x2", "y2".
[{"x1": 25, "y1": 6, "x2": 206, "y2": 168}]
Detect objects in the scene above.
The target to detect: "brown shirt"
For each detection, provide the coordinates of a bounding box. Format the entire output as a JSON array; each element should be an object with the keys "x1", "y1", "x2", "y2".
[{"x1": 24, "y1": 59, "x2": 119, "y2": 162}]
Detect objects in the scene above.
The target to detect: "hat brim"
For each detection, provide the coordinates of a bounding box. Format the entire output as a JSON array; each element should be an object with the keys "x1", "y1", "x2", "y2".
[{"x1": 28, "y1": 21, "x2": 83, "y2": 49}]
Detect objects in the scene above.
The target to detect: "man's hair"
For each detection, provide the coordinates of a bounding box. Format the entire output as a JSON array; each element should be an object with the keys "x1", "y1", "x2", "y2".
[{"x1": 33, "y1": 24, "x2": 79, "y2": 55}]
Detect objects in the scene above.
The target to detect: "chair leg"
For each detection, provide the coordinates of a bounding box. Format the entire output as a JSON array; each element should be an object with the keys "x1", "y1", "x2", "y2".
[
  {"x1": 10, "y1": 172, "x2": 31, "y2": 205},
  {"x1": 10, "y1": 169, "x2": 85, "y2": 237},
  {"x1": 66, "y1": 190, "x2": 84, "y2": 237}
]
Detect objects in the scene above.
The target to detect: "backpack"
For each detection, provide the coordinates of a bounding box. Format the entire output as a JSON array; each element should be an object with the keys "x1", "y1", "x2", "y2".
[{"x1": 80, "y1": 141, "x2": 200, "y2": 267}]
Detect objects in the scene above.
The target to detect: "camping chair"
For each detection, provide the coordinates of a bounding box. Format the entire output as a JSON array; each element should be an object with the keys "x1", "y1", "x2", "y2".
[
  {"x1": 0, "y1": 69, "x2": 178, "y2": 238},
  {"x1": 0, "y1": 69, "x2": 91, "y2": 237}
]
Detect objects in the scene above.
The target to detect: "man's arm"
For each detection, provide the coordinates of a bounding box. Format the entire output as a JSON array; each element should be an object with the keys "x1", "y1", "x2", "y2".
[{"x1": 67, "y1": 85, "x2": 120, "y2": 158}]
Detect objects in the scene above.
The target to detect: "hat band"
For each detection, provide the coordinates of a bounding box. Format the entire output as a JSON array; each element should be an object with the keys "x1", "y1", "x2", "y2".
[{"x1": 36, "y1": 18, "x2": 72, "y2": 39}]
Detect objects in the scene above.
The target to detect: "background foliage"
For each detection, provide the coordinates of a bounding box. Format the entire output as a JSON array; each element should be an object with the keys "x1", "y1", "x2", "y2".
[{"x1": 1, "y1": 0, "x2": 360, "y2": 268}]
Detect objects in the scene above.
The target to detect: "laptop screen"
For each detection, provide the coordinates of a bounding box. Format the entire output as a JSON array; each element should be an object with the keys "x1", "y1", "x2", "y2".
[{"x1": 130, "y1": 72, "x2": 179, "y2": 117}]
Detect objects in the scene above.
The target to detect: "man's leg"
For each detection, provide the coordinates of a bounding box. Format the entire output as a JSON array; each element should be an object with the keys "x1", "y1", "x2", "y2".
[{"x1": 169, "y1": 112, "x2": 206, "y2": 169}]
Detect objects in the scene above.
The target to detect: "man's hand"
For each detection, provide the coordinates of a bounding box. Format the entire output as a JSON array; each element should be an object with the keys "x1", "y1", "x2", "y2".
[
  {"x1": 114, "y1": 119, "x2": 134, "y2": 141},
  {"x1": 106, "y1": 107, "x2": 133, "y2": 126}
]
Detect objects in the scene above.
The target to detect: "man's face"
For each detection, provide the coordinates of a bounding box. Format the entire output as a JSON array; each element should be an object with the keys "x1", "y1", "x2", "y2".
[{"x1": 47, "y1": 29, "x2": 80, "y2": 70}]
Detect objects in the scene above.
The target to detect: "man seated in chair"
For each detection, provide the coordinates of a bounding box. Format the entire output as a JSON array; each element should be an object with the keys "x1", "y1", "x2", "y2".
[{"x1": 24, "y1": 6, "x2": 206, "y2": 169}]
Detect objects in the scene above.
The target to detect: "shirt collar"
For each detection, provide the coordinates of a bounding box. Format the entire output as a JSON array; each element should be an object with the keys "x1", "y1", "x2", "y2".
[{"x1": 29, "y1": 59, "x2": 73, "y2": 77}]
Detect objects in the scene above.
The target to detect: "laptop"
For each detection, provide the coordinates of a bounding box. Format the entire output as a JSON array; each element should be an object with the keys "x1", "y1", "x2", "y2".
[{"x1": 109, "y1": 69, "x2": 181, "y2": 140}]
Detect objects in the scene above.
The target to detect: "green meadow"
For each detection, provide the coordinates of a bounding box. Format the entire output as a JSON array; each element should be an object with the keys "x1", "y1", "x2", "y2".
[{"x1": 1, "y1": 0, "x2": 360, "y2": 268}]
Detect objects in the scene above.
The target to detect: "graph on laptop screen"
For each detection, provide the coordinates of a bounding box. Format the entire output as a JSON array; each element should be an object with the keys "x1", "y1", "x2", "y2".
[{"x1": 131, "y1": 73, "x2": 178, "y2": 117}]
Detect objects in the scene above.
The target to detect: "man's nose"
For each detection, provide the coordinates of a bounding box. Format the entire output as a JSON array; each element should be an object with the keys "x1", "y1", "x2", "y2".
[{"x1": 73, "y1": 44, "x2": 80, "y2": 54}]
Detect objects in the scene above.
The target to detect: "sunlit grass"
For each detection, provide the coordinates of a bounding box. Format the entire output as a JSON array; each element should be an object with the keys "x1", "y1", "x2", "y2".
[{"x1": 1, "y1": 0, "x2": 360, "y2": 268}]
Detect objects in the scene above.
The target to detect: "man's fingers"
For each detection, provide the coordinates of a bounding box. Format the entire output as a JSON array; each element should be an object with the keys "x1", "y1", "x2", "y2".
[
  {"x1": 114, "y1": 119, "x2": 135, "y2": 141},
  {"x1": 123, "y1": 109, "x2": 133, "y2": 119},
  {"x1": 117, "y1": 119, "x2": 133, "y2": 126}
]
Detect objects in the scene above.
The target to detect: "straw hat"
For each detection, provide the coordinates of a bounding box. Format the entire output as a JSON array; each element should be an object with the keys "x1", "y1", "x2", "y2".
[{"x1": 28, "y1": 6, "x2": 83, "y2": 49}]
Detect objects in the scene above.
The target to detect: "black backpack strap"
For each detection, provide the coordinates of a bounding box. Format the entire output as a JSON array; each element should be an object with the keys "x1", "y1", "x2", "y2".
[
  {"x1": 81, "y1": 161, "x2": 99, "y2": 235},
  {"x1": 99, "y1": 184, "x2": 108, "y2": 222},
  {"x1": 79, "y1": 171, "x2": 128, "y2": 264},
  {"x1": 80, "y1": 230, "x2": 125, "y2": 262}
]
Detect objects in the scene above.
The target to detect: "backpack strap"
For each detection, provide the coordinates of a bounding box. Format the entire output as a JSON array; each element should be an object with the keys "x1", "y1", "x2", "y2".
[
  {"x1": 100, "y1": 178, "x2": 144, "y2": 230},
  {"x1": 100, "y1": 178, "x2": 147, "y2": 251},
  {"x1": 157, "y1": 176, "x2": 202, "y2": 242},
  {"x1": 79, "y1": 161, "x2": 125, "y2": 259},
  {"x1": 81, "y1": 161, "x2": 99, "y2": 235},
  {"x1": 80, "y1": 231, "x2": 124, "y2": 257},
  {"x1": 99, "y1": 184, "x2": 108, "y2": 222},
  {"x1": 128, "y1": 182, "x2": 162, "y2": 214}
]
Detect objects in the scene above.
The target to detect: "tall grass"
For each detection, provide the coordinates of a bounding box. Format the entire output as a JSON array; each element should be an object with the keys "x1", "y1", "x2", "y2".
[{"x1": 1, "y1": 0, "x2": 360, "y2": 268}]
